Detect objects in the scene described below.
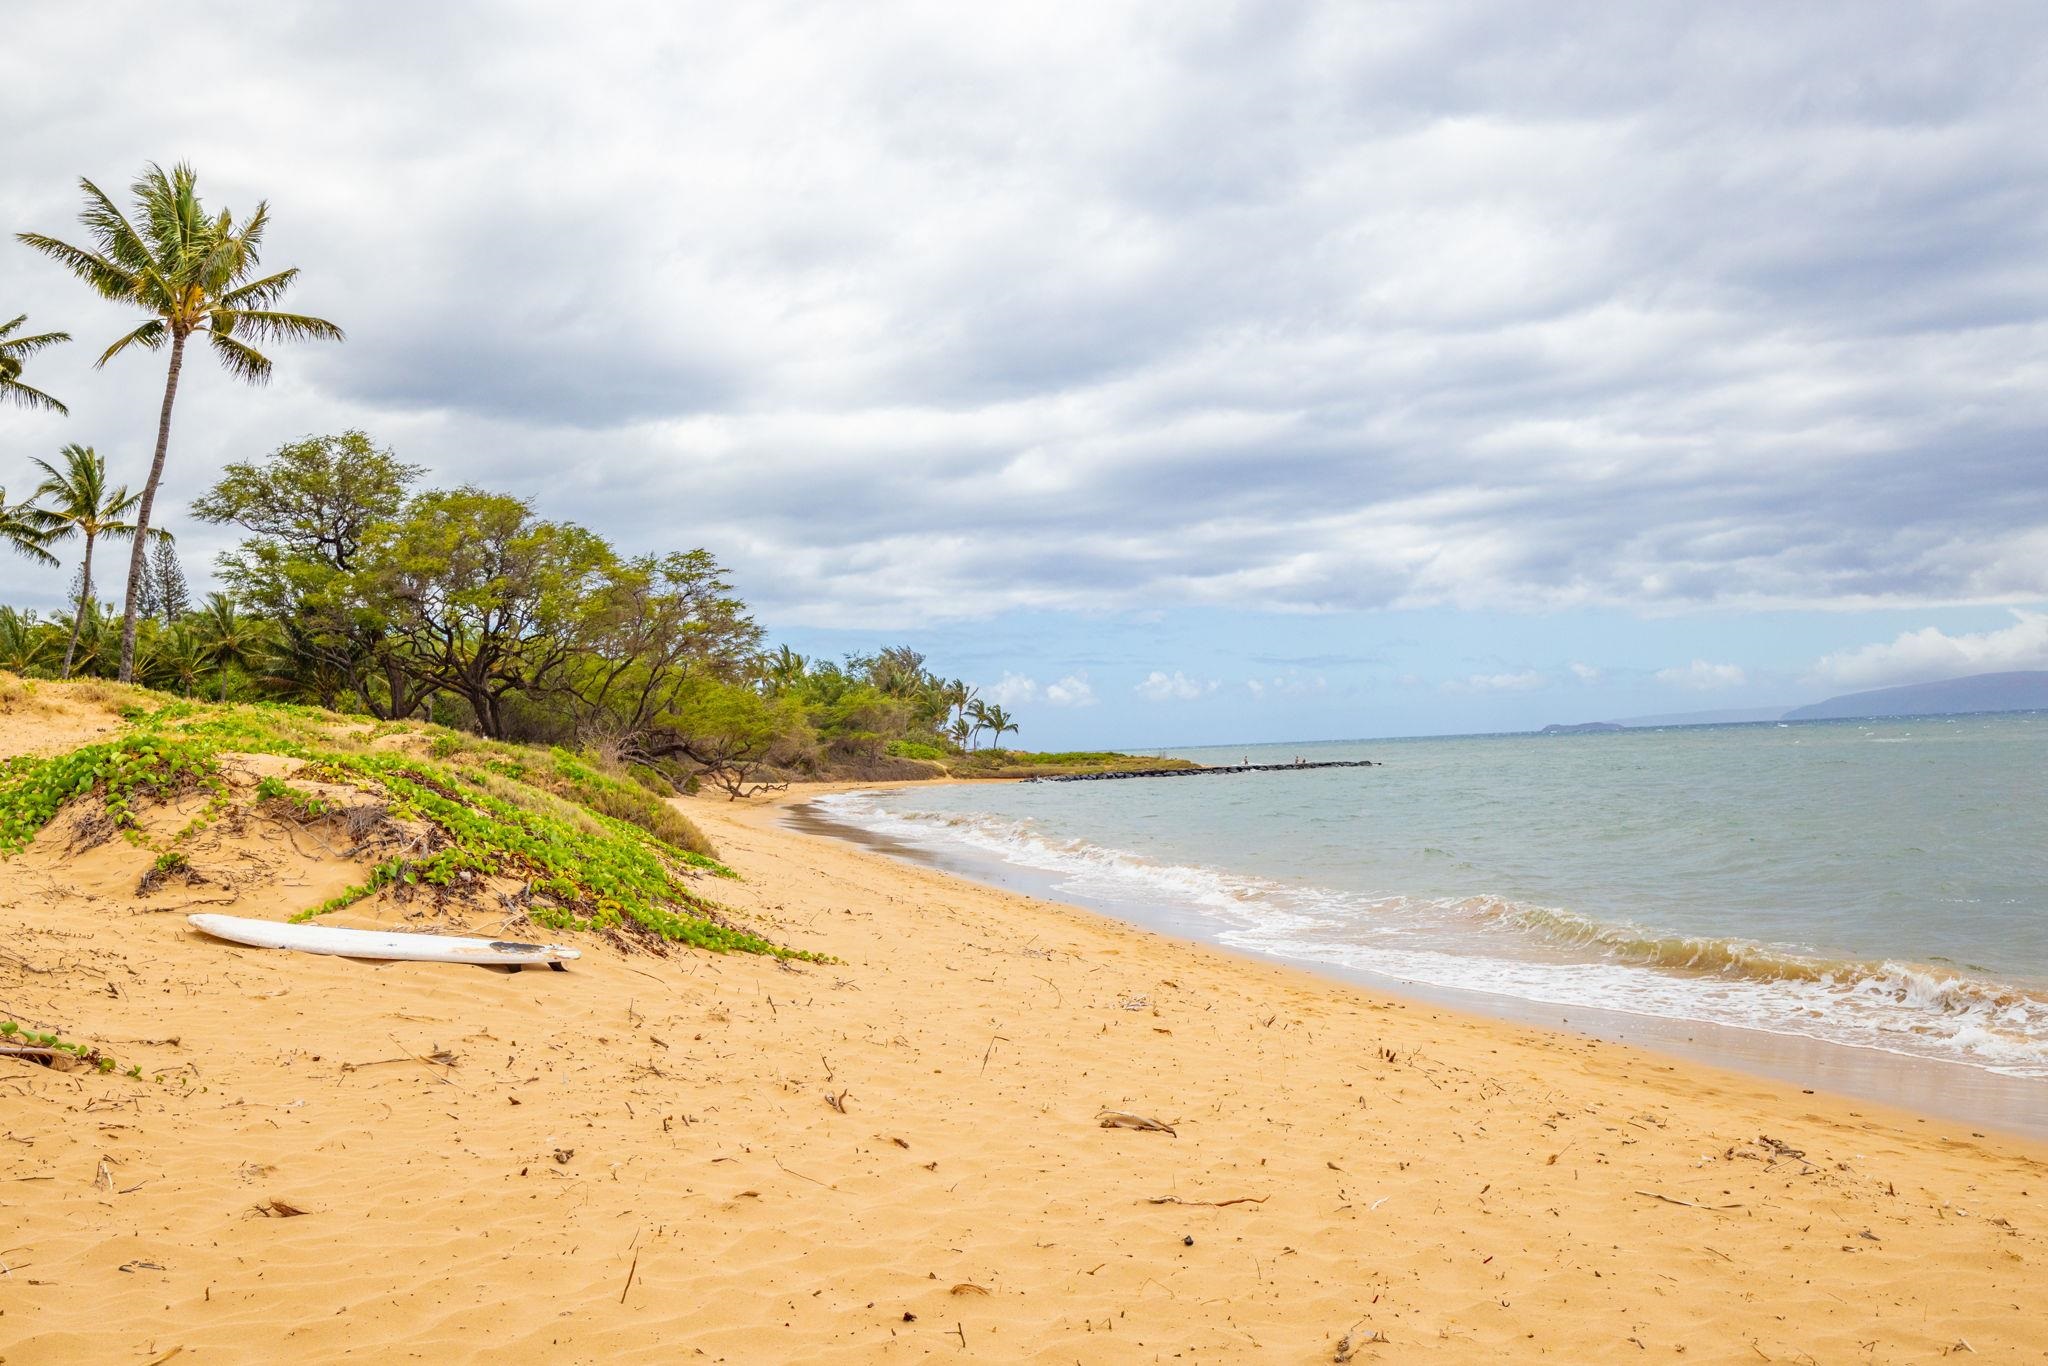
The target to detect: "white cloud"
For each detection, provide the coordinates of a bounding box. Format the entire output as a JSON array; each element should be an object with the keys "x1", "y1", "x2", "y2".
[
  {"x1": 5, "y1": 6, "x2": 2047, "y2": 629},
  {"x1": 1135, "y1": 670, "x2": 1216, "y2": 702},
  {"x1": 1569, "y1": 661, "x2": 1602, "y2": 683},
  {"x1": 1655, "y1": 659, "x2": 1748, "y2": 690},
  {"x1": 1442, "y1": 670, "x2": 1547, "y2": 694},
  {"x1": 1246, "y1": 673, "x2": 1327, "y2": 700},
  {"x1": 980, "y1": 673, "x2": 1042, "y2": 706},
  {"x1": 1810, "y1": 609, "x2": 2048, "y2": 690},
  {"x1": 1044, "y1": 674, "x2": 1098, "y2": 707}
]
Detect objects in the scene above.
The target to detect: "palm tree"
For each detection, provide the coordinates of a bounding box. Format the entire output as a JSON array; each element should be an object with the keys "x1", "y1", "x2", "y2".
[
  {"x1": 142, "y1": 622, "x2": 207, "y2": 696},
  {"x1": 765, "y1": 644, "x2": 808, "y2": 693},
  {"x1": 18, "y1": 162, "x2": 343, "y2": 683},
  {"x1": 24, "y1": 444, "x2": 152, "y2": 677},
  {"x1": 964, "y1": 698, "x2": 991, "y2": 750},
  {"x1": 61, "y1": 598, "x2": 112, "y2": 677},
  {"x1": 192, "y1": 592, "x2": 265, "y2": 699},
  {"x1": 0, "y1": 487, "x2": 56, "y2": 565},
  {"x1": 0, "y1": 314, "x2": 71, "y2": 413},
  {"x1": 0, "y1": 607, "x2": 52, "y2": 675},
  {"x1": 981, "y1": 703, "x2": 1018, "y2": 751}
]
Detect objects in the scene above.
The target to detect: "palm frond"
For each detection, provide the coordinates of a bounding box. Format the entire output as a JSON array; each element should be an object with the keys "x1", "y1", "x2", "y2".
[
  {"x1": 218, "y1": 267, "x2": 300, "y2": 309},
  {"x1": 199, "y1": 230, "x2": 255, "y2": 295},
  {"x1": 14, "y1": 231, "x2": 143, "y2": 301},
  {"x1": 96, "y1": 319, "x2": 167, "y2": 368},
  {"x1": 217, "y1": 308, "x2": 345, "y2": 345},
  {"x1": 133, "y1": 163, "x2": 195, "y2": 263},
  {"x1": 206, "y1": 330, "x2": 274, "y2": 384},
  {"x1": 0, "y1": 316, "x2": 72, "y2": 357},
  {"x1": 77, "y1": 176, "x2": 161, "y2": 275},
  {"x1": 239, "y1": 201, "x2": 271, "y2": 256},
  {"x1": 0, "y1": 489, "x2": 59, "y2": 566},
  {"x1": 0, "y1": 377, "x2": 69, "y2": 414}
]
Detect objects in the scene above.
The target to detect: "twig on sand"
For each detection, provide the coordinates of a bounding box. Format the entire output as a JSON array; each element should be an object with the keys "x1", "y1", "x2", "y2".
[
  {"x1": 773, "y1": 1155, "x2": 836, "y2": 1191},
  {"x1": 1098, "y1": 1110, "x2": 1176, "y2": 1136},
  {"x1": 619, "y1": 1247, "x2": 641, "y2": 1304},
  {"x1": 1635, "y1": 1190, "x2": 1744, "y2": 1210},
  {"x1": 1145, "y1": 1194, "x2": 1268, "y2": 1207},
  {"x1": 980, "y1": 1034, "x2": 1009, "y2": 1074}
]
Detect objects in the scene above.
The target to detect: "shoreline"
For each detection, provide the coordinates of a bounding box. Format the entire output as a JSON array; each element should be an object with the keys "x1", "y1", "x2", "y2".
[
  {"x1": 785, "y1": 783, "x2": 2048, "y2": 1142},
  {"x1": 4, "y1": 774, "x2": 2045, "y2": 1359}
]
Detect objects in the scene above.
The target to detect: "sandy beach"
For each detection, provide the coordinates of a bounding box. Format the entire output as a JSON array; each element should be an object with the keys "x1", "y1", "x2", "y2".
[{"x1": 3, "y1": 748, "x2": 2045, "y2": 1361}]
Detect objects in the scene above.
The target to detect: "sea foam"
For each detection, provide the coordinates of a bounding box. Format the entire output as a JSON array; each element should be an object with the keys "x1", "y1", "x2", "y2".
[{"x1": 814, "y1": 791, "x2": 2048, "y2": 1079}]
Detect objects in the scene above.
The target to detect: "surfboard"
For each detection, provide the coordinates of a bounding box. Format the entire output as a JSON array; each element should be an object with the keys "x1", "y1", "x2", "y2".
[{"x1": 187, "y1": 914, "x2": 581, "y2": 968}]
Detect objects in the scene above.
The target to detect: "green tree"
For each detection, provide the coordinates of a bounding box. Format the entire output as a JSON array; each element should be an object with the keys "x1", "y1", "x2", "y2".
[
  {"x1": 0, "y1": 607, "x2": 52, "y2": 674},
  {"x1": 0, "y1": 314, "x2": 71, "y2": 413},
  {"x1": 141, "y1": 621, "x2": 208, "y2": 695},
  {"x1": 980, "y1": 703, "x2": 1018, "y2": 750},
  {"x1": 136, "y1": 538, "x2": 192, "y2": 625},
  {"x1": 195, "y1": 431, "x2": 420, "y2": 574},
  {"x1": 191, "y1": 592, "x2": 268, "y2": 699},
  {"x1": 365, "y1": 488, "x2": 616, "y2": 738},
  {"x1": 763, "y1": 644, "x2": 808, "y2": 692},
  {"x1": 562, "y1": 548, "x2": 762, "y2": 749},
  {"x1": 23, "y1": 444, "x2": 152, "y2": 677},
  {"x1": 647, "y1": 676, "x2": 806, "y2": 799},
  {"x1": 18, "y1": 162, "x2": 343, "y2": 682},
  {"x1": 197, "y1": 430, "x2": 422, "y2": 716}
]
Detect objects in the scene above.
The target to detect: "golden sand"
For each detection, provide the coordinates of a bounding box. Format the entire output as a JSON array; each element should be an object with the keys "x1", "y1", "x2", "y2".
[{"x1": 1, "y1": 698, "x2": 2043, "y2": 1361}]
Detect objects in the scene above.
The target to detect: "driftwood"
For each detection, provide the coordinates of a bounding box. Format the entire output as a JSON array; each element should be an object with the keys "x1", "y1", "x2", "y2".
[{"x1": 1097, "y1": 1110, "x2": 1176, "y2": 1136}]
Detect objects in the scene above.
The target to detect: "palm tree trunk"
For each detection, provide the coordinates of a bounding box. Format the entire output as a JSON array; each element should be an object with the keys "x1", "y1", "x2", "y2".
[
  {"x1": 118, "y1": 333, "x2": 185, "y2": 683},
  {"x1": 61, "y1": 531, "x2": 94, "y2": 678}
]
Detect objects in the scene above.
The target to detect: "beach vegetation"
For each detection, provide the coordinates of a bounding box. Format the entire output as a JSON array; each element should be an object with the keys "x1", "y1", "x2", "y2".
[
  {"x1": 0, "y1": 1017, "x2": 120, "y2": 1074},
  {"x1": 0, "y1": 689, "x2": 813, "y2": 959}
]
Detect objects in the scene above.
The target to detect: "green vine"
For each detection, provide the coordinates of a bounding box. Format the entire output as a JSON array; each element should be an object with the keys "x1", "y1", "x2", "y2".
[
  {"x1": 1, "y1": 1018, "x2": 123, "y2": 1075},
  {"x1": 0, "y1": 692, "x2": 815, "y2": 961}
]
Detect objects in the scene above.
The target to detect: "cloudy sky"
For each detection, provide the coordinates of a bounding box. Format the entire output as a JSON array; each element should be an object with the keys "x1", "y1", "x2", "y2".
[{"x1": 4, "y1": 2, "x2": 2046, "y2": 746}]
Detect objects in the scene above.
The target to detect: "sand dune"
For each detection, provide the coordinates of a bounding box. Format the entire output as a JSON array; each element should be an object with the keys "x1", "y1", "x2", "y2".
[{"x1": 2, "y1": 694, "x2": 2043, "y2": 1361}]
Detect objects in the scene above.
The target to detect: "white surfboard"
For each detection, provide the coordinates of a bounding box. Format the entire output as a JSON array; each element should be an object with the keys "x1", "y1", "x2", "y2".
[{"x1": 188, "y1": 913, "x2": 581, "y2": 968}]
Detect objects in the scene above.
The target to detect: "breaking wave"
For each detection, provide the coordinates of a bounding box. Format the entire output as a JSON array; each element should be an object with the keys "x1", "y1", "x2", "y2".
[{"x1": 812, "y1": 791, "x2": 2048, "y2": 1079}]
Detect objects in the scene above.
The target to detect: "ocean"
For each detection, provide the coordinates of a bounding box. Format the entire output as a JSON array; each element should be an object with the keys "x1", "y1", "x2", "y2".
[{"x1": 808, "y1": 714, "x2": 2048, "y2": 1110}]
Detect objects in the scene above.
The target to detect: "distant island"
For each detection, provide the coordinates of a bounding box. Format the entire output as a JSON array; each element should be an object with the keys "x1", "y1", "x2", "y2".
[
  {"x1": 1543, "y1": 669, "x2": 2048, "y2": 732},
  {"x1": 1781, "y1": 670, "x2": 2048, "y2": 721}
]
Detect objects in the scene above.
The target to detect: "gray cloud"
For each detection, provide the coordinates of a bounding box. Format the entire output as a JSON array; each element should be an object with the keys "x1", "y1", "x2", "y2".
[{"x1": 2, "y1": 1, "x2": 2045, "y2": 627}]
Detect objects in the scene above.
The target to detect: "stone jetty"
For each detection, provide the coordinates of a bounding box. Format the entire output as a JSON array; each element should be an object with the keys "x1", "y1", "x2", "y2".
[{"x1": 1025, "y1": 759, "x2": 1380, "y2": 783}]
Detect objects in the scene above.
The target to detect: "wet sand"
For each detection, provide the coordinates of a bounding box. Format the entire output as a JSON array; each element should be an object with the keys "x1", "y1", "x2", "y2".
[{"x1": 785, "y1": 791, "x2": 2048, "y2": 1140}]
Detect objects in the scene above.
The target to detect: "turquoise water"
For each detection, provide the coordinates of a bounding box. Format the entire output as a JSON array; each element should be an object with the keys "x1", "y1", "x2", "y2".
[{"x1": 816, "y1": 714, "x2": 2048, "y2": 1081}]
